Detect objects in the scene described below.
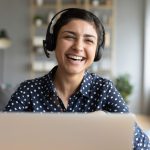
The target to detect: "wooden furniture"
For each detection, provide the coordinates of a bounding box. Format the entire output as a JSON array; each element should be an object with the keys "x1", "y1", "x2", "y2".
[
  {"x1": 135, "y1": 114, "x2": 150, "y2": 131},
  {"x1": 29, "y1": 0, "x2": 115, "y2": 79}
]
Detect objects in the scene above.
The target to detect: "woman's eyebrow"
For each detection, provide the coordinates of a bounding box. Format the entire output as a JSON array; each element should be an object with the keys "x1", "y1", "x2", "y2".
[
  {"x1": 62, "y1": 31, "x2": 96, "y2": 38},
  {"x1": 62, "y1": 31, "x2": 75, "y2": 35},
  {"x1": 84, "y1": 34, "x2": 96, "y2": 39}
]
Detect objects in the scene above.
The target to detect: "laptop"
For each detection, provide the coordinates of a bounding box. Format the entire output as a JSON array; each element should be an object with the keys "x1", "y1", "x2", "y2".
[{"x1": 0, "y1": 112, "x2": 134, "y2": 150}]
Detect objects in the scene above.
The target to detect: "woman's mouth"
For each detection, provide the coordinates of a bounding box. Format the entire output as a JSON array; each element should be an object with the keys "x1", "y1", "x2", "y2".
[{"x1": 66, "y1": 54, "x2": 85, "y2": 61}]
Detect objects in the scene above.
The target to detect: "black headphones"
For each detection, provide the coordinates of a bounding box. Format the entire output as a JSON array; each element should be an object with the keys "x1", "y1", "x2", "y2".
[{"x1": 43, "y1": 8, "x2": 105, "y2": 62}]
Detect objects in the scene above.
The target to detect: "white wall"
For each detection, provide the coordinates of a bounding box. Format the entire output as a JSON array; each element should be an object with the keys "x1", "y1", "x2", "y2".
[
  {"x1": 115, "y1": 0, "x2": 145, "y2": 113},
  {"x1": 143, "y1": 0, "x2": 150, "y2": 114}
]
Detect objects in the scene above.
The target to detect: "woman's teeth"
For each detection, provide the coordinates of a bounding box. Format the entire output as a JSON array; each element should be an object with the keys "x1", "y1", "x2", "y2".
[{"x1": 68, "y1": 55, "x2": 83, "y2": 61}]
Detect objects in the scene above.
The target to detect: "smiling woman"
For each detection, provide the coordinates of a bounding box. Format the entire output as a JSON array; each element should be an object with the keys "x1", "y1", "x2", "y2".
[{"x1": 3, "y1": 8, "x2": 150, "y2": 149}]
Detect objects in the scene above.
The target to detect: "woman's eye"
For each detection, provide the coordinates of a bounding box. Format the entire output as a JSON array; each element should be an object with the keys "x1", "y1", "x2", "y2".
[
  {"x1": 86, "y1": 39, "x2": 94, "y2": 44},
  {"x1": 64, "y1": 35, "x2": 75, "y2": 39}
]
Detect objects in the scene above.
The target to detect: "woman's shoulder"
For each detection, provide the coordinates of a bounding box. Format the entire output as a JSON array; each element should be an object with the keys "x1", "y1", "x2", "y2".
[
  {"x1": 18, "y1": 73, "x2": 49, "y2": 89},
  {"x1": 88, "y1": 72, "x2": 113, "y2": 86}
]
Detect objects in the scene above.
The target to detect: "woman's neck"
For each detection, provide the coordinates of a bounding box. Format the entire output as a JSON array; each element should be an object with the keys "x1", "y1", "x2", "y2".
[{"x1": 53, "y1": 67, "x2": 84, "y2": 107}]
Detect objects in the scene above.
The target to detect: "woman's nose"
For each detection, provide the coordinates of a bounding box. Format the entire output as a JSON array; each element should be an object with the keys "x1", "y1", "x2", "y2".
[{"x1": 72, "y1": 39, "x2": 84, "y2": 51}]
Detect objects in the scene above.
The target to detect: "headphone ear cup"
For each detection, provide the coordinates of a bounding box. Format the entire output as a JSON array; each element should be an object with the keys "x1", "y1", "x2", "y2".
[
  {"x1": 46, "y1": 33, "x2": 55, "y2": 51},
  {"x1": 43, "y1": 33, "x2": 55, "y2": 58},
  {"x1": 94, "y1": 45, "x2": 103, "y2": 61},
  {"x1": 94, "y1": 28, "x2": 105, "y2": 62}
]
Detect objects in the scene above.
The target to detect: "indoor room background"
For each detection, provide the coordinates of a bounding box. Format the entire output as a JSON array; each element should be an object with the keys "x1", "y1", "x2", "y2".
[{"x1": 0, "y1": 0, "x2": 150, "y2": 115}]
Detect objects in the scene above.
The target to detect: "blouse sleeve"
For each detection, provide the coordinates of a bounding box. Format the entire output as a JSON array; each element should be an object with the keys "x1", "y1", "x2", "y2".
[
  {"x1": 103, "y1": 80, "x2": 129, "y2": 113},
  {"x1": 3, "y1": 81, "x2": 31, "y2": 112},
  {"x1": 133, "y1": 123, "x2": 150, "y2": 149}
]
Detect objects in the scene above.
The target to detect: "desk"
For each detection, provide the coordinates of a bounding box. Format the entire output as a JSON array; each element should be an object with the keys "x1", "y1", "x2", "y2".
[{"x1": 135, "y1": 114, "x2": 150, "y2": 131}]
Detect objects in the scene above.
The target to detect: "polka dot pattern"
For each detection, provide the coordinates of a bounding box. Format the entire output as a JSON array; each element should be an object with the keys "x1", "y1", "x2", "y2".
[{"x1": 4, "y1": 66, "x2": 150, "y2": 149}]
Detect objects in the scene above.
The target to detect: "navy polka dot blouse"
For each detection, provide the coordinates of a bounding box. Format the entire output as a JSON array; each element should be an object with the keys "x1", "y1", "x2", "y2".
[{"x1": 4, "y1": 66, "x2": 150, "y2": 149}]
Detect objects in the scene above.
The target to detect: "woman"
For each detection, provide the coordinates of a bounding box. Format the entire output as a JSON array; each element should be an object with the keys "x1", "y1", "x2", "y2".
[{"x1": 4, "y1": 8, "x2": 150, "y2": 149}]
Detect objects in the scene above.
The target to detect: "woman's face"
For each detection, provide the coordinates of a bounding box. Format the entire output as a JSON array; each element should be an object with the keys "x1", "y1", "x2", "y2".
[{"x1": 55, "y1": 19, "x2": 98, "y2": 76}]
